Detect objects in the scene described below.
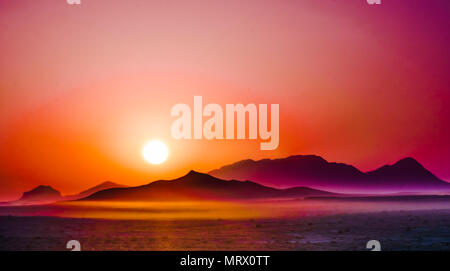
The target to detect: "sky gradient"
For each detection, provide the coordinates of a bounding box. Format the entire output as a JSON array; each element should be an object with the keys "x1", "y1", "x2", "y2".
[{"x1": 0, "y1": 0, "x2": 449, "y2": 200}]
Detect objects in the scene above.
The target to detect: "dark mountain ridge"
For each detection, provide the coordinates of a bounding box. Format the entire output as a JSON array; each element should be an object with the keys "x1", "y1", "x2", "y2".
[{"x1": 82, "y1": 170, "x2": 336, "y2": 201}]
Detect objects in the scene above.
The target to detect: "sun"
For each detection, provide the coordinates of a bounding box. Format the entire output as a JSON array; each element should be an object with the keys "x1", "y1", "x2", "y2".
[{"x1": 142, "y1": 140, "x2": 169, "y2": 165}]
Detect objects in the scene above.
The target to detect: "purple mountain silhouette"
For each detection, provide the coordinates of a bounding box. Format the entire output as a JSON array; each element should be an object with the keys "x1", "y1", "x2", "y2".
[
  {"x1": 209, "y1": 155, "x2": 450, "y2": 193},
  {"x1": 81, "y1": 170, "x2": 337, "y2": 201}
]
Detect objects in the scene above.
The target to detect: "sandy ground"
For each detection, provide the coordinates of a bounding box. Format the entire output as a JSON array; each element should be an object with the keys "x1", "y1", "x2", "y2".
[{"x1": 0, "y1": 209, "x2": 449, "y2": 251}]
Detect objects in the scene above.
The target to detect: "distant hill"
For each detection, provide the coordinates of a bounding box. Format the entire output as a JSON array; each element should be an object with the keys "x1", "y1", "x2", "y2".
[
  {"x1": 81, "y1": 170, "x2": 337, "y2": 201},
  {"x1": 1, "y1": 181, "x2": 126, "y2": 206},
  {"x1": 15, "y1": 185, "x2": 63, "y2": 205},
  {"x1": 209, "y1": 155, "x2": 450, "y2": 193},
  {"x1": 65, "y1": 181, "x2": 126, "y2": 200}
]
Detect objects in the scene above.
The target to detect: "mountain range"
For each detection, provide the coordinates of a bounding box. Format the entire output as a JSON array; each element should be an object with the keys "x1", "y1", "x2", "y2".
[
  {"x1": 2, "y1": 154, "x2": 449, "y2": 205},
  {"x1": 209, "y1": 155, "x2": 450, "y2": 193}
]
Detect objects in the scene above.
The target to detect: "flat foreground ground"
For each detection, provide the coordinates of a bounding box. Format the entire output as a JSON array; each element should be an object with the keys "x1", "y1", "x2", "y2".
[{"x1": 0, "y1": 209, "x2": 449, "y2": 251}]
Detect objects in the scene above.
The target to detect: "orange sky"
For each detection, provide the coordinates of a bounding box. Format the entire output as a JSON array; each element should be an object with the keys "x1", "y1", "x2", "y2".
[{"x1": 1, "y1": 0, "x2": 450, "y2": 200}]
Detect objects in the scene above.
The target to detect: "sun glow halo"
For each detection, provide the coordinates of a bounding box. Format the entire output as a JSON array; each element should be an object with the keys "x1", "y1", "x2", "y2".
[{"x1": 142, "y1": 140, "x2": 169, "y2": 165}]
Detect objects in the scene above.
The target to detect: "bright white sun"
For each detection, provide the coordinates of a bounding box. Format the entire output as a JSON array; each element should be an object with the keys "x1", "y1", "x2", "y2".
[{"x1": 142, "y1": 140, "x2": 169, "y2": 165}]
